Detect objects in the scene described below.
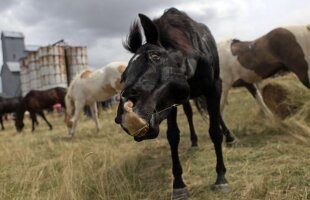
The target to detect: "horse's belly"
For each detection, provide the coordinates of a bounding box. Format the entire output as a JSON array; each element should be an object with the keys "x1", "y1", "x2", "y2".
[{"x1": 84, "y1": 90, "x2": 116, "y2": 105}]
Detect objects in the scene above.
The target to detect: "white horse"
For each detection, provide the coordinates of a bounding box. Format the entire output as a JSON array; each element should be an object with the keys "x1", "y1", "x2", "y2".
[
  {"x1": 65, "y1": 61, "x2": 127, "y2": 136},
  {"x1": 218, "y1": 25, "x2": 310, "y2": 118}
]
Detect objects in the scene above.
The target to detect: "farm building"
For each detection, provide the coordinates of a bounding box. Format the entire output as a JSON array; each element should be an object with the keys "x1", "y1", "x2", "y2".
[
  {"x1": 1, "y1": 31, "x2": 88, "y2": 97},
  {"x1": 1, "y1": 31, "x2": 28, "y2": 97}
]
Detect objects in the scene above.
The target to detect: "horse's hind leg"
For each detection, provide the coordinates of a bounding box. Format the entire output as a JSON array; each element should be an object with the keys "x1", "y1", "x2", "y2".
[
  {"x1": 90, "y1": 102, "x2": 100, "y2": 133},
  {"x1": 37, "y1": 111, "x2": 53, "y2": 130},
  {"x1": 182, "y1": 101, "x2": 198, "y2": 148},
  {"x1": 34, "y1": 114, "x2": 39, "y2": 125},
  {"x1": 30, "y1": 112, "x2": 37, "y2": 132}
]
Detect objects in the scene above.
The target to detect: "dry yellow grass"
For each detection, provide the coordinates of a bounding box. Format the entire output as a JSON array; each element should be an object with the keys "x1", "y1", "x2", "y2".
[{"x1": 0, "y1": 74, "x2": 309, "y2": 200}]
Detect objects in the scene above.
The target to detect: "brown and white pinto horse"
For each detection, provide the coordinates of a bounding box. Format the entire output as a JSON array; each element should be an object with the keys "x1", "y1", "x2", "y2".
[
  {"x1": 15, "y1": 87, "x2": 67, "y2": 132},
  {"x1": 64, "y1": 61, "x2": 127, "y2": 136},
  {"x1": 219, "y1": 25, "x2": 310, "y2": 117}
]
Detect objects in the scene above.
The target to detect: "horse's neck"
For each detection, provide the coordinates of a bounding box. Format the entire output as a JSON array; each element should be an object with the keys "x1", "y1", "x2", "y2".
[{"x1": 231, "y1": 41, "x2": 253, "y2": 56}]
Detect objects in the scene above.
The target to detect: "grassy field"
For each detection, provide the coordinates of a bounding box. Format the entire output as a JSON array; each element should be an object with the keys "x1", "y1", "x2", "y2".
[{"x1": 0, "y1": 75, "x2": 309, "y2": 200}]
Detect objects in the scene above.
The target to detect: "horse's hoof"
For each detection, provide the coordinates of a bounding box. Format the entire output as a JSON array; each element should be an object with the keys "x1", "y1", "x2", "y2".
[
  {"x1": 188, "y1": 145, "x2": 199, "y2": 151},
  {"x1": 226, "y1": 139, "x2": 237, "y2": 148},
  {"x1": 211, "y1": 183, "x2": 229, "y2": 193},
  {"x1": 172, "y1": 188, "x2": 189, "y2": 200}
]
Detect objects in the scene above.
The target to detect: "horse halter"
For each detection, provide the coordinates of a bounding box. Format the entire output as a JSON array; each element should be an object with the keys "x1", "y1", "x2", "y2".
[{"x1": 130, "y1": 104, "x2": 181, "y2": 138}]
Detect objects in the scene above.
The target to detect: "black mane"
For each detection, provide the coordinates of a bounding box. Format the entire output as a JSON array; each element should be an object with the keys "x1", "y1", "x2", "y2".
[
  {"x1": 123, "y1": 20, "x2": 142, "y2": 53},
  {"x1": 126, "y1": 8, "x2": 218, "y2": 73},
  {"x1": 155, "y1": 8, "x2": 197, "y2": 55}
]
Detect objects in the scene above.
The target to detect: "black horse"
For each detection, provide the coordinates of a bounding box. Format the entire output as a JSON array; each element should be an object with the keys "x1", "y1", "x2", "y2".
[
  {"x1": 0, "y1": 96, "x2": 23, "y2": 130},
  {"x1": 115, "y1": 8, "x2": 233, "y2": 199},
  {"x1": 15, "y1": 87, "x2": 67, "y2": 132}
]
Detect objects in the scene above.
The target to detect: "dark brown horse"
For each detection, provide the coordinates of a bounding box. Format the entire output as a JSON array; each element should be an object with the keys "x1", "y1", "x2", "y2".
[
  {"x1": 115, "y1": 8, "x2": 231, "y2": 199},
  {"x1": 15, "y1": 87, "x2": 67, "y2": 132},
  {"x1": 0, "y1": 96, "x2": 23, "y2": 130}
]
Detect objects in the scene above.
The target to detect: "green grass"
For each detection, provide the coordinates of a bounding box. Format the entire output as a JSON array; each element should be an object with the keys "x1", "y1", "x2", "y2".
[{"x1": 0, "y1": 75, "x2": 309, "y2": 200}]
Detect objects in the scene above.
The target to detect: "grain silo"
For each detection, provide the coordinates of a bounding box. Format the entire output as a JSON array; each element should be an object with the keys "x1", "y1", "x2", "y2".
[
  {"x1": 19, "y1": 57, "x2": 30, "y2": 96},
  {"x1": 27, "y1": 51, "x2": 40, "y2": 91},
  {"x1": 38, "y1": 45, "x2": 67, "y2": 90},
  {"x1": 65, "y1": 46, "x2": 88, "y2": 83}
]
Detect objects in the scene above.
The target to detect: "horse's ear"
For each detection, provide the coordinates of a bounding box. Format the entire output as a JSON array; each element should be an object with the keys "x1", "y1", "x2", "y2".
[{"x1": 138, "y1": 14, "x2": 159, "y2": 45}]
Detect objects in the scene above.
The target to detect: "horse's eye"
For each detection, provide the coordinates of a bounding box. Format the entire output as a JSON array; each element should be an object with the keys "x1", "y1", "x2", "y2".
[{"x1": 148, "y1": 51, "x2": 161, "y2": 62}]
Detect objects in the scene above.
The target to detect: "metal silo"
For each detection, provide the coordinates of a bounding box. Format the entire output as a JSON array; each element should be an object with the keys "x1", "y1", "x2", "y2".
[
  {"x1": 38, "y1": 45, "x2": 67, "y2": 90},
  {"x1": 65, "y1": 46, "x2": 88, "y2": 83},
  {"x1": 27, "y1": 51, "x2": 40, "y2": 91},
  {"x1": 19, "y1": 57, "x2": 30, "y2": 96}
]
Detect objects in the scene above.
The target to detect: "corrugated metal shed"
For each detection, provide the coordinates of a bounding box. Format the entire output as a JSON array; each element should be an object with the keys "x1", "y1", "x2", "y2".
[
  {"x1": 6, "y1": 62, "x2": 20, "y2": 72},
  {"x1": 1, "y1": 31, "x2": 24, "y2": 38}
]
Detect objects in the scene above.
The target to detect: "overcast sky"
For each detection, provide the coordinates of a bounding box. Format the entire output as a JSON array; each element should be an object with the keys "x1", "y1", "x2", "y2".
[{"x1": 1, "y1": 0, "x2": 310, "y2": 69}]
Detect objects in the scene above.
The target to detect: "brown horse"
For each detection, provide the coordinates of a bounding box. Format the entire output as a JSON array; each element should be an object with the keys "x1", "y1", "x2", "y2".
[{"x1": 15, "y1": 87, "x2": 67, "y2": 132}]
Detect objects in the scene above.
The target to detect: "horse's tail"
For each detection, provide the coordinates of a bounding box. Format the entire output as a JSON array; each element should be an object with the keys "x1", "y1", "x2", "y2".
[
  {"x1": 64, "y1": 89, "x2": 75, "y2": 128},
  {"x1": 193, "y1": 96, "x2": 208, "y2": 120}
]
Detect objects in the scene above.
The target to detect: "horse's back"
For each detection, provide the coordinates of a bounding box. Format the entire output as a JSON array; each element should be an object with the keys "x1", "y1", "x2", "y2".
[{"x1": 67, "y1": 61, "x2": 127, "y2": 103}]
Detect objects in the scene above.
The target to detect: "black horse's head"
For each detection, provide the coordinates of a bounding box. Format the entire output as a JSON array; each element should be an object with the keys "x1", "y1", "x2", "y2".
[
  {"x1": 115, "y1": 14, "x2": 190, "y2": 141},
  {"x1": 14, "y1": 110, "x2": 25, "y2": 132}
]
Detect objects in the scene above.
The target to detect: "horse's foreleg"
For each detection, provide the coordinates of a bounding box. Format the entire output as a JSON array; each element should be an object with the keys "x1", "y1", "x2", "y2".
[
  {"x1": 182, "y1": 101, "x2": 198, "y2": 148},
  {"x1": 220, "y1": 116, "x2": 236, "y2": 145},
  {"x1": 167, "y1": 107, "x2": 189, "y2": 199},
  {"x1": 37, "y1": 111, "x2": 52, "y2": 130},
  {"x1": 220, "y1": 82, "x2": 231, "y2": 114},
  {"x1": 69, "y1": 102, "x2": 83, "y2": 137},
  {"x1": 205, "y1": 81, "x2": 228, "y2": 192},
  {"x1": 244, "y1": 83, "x2": 274, "y2": 119},
  {"x1": 90, "y1": 102, "x2": 100, "y2": 133}
]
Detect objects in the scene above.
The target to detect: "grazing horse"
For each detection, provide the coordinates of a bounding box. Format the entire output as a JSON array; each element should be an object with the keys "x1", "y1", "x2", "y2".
[
  {"x1": 115, "y1": 8, "x2": 231, "y2": 199},
  {"x1": 0, "y1": 96, "x2": 23, "y2": 130},
  {"x1": 64, "y1": 61, "x2": 127, "y2": 136},
  {"x1": 219, "y1": 25, "x2": 310, "y2": 118},
  {"x1": 15, "y1": 87, "x2": 67, "y2": 132}
]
